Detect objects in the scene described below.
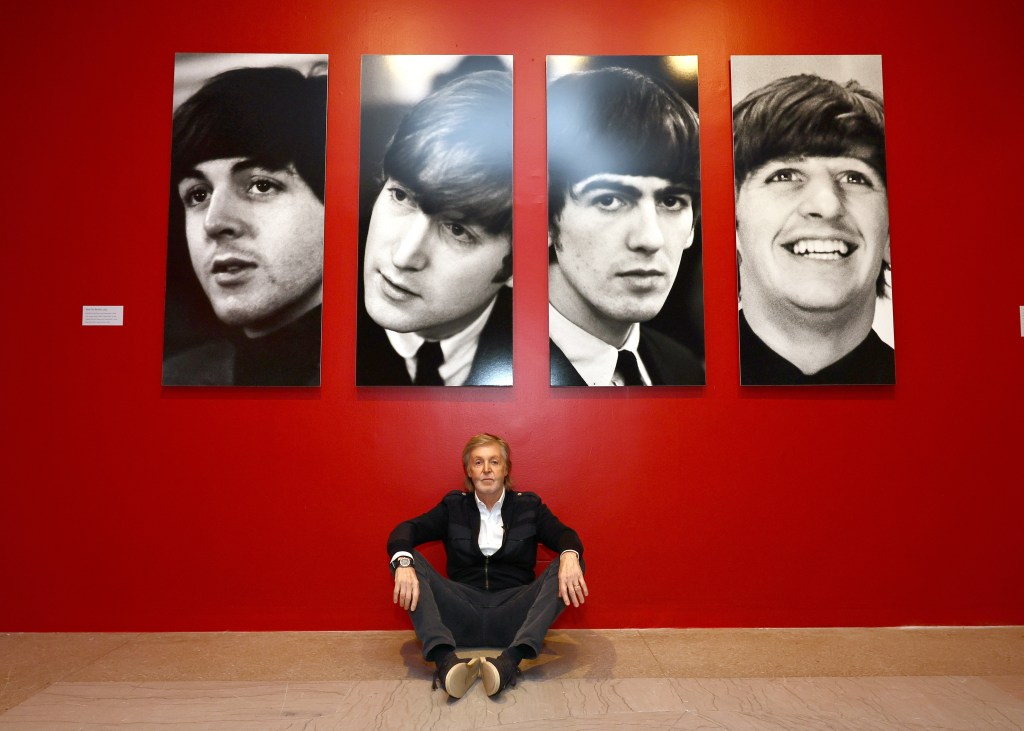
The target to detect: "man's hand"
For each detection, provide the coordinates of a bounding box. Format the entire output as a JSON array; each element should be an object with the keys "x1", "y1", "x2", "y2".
[
  {"x1": 558, "y1": 552, "x2": 588, "y2": 607},
  {"x1": 393, "y1": 566, "x2": 419, "y2": 611}
]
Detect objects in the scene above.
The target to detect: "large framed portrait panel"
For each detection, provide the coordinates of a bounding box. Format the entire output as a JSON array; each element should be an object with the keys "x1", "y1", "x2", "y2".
[
  {"x1": 162, "y1": 53, "x2": 329, "y2": 387},
  {"x1": 357, "y1": 55, "x2": 515, "y2": 387},
  {"x1": 731, "y1": 55, "x2": 894, "y2": 386},
  {"x1": 547, "y1": 55, "x2": 705, "y2": 387}
]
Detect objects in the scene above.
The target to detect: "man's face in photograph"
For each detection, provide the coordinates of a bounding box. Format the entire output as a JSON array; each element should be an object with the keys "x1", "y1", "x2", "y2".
[
  {"x1": 735, "y1": 155, "x2": 889, "y2": 317},
  {"x1": 178, "y1": 156, "x2": 325, "y2": 337},
  {"x1": 363, "y1": 178, "x2": 511, "y2": 341},
  {"x1": 549, "y1": 173, "x2": 695, "y2": 341}
]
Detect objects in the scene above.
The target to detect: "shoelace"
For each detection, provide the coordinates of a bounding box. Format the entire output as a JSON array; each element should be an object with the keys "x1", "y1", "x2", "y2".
[{"x1": 491, "y1": 658, "x2": 520, "y2": 689}]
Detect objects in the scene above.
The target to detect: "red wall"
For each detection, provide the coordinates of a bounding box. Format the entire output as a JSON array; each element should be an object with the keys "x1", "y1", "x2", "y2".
[{"x1": 2, "y1": 0, "x2": 1021, "y2": 631}]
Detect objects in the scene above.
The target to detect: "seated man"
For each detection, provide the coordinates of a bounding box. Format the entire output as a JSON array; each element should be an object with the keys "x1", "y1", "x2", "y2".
[
  {"x1": 732, "y1": 73, "x2": 894, "y2": 385},
  {"x1": 163, "y1": 65, "x2": 328, "y2": 386},
  {"x1": 358, "y1": 70, "x2": 513, "y2": 386},
  {"x1": 388, "y1": 433, "x2": 587, "y2": 699},
  {"x1": 547, "y1": 67, "x2": 705, "y2": 386}
]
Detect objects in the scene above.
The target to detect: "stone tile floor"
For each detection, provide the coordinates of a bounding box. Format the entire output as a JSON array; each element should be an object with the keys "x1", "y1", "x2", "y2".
[{"x1": 1, "y1": 628, "x2": 1021, "y2": 729}]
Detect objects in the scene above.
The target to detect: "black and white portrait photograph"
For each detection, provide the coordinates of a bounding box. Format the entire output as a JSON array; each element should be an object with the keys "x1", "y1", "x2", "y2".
[
  {"x1": 162, "y1": 53, "x2": 329, "y2": 387},
  {"x1": 547, "y1": 55, "x2": 705, "y2": 387},
  {"x1": 731, "y1": 55, "x2": 894, "y2": 386},
  {"x1": 357, "y1": 55, "x2": 514, "y2": 387}
]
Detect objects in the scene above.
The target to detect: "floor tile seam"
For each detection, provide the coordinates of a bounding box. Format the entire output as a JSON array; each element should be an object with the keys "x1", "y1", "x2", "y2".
[
  {"x1": 21, "y1": 674, "x2": 1019, "y2": 683},
  {"x1": 0, "y1": 632, "x2": 144, "y2": 707},
  {"x1": 60, "y1": 634, "x2": 142, "y2": 685},
  {"x1": 635, "y1": 629, "x2": 674, "y2": 681},
  {"x1": 560, "y1": 628, "x2": 646, "y2": 640},
  {"x1": 0, "y1": 635, "x2": 18, "y2": 664},
  {"x1": 17, "y1": 674, "x2": 1024, "y2": 701}
]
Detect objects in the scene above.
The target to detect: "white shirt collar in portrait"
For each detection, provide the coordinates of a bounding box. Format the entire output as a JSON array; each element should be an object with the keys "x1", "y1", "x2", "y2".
[
  {"x1": 475, "y1": 487, "x2": 506, "y2": 557},
  {"x1": 385, "y1": 296, "x2": 499, "y2": 386},
  {"x1": 548, "y1": 304, "x2": 652, "y2": 386}
]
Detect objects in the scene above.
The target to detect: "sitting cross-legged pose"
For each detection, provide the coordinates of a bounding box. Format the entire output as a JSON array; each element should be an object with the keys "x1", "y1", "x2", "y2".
[{"x1": 387, "y1": 433, "x2": 588, "y2": 699}]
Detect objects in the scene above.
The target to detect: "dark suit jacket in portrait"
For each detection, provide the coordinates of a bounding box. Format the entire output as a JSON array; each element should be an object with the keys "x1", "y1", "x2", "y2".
[
  {"x1": 550, "y1": 325, "x2": 705, "y2": 386},
  {"x1": 739, "y1": 311, "x2": 895, "y2": 386},
  {"x1": 162, "y1": 306, "x2": 322, "y2": 387},
  {"x1": 356, "y1": 287, "x2": 513, "y2": 386}
]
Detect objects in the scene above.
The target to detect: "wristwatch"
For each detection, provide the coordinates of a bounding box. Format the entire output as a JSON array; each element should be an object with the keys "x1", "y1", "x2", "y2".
[{"x1": 391, "y1": 556, "x2": 413, "y2": 570}]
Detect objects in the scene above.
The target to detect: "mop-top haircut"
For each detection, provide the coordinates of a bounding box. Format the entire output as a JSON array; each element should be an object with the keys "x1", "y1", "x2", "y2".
[
  {"x1": 172, "y1": 66, "x2": 328, "y2": 202},
  {"x1": 547, "y1": 67, "x2": 701, "y2": 232},
  {"x1": 381, "y1": 70, "x2": 514, "y2": 240}
]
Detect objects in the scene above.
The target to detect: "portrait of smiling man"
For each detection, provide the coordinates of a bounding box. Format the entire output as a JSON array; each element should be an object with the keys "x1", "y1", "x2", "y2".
[
  {"x1": 162, "y1": 54, "x2": 328, "y2": 387},
  {"x1": 731, "y1": 55, "x2": 895, "y2": 385},
  {"x1": 547, "y1": 57, "x2": 705, "y2": 387},
  {"x1": 357, "y1": 56, "x2": 513, "y2": 386}
]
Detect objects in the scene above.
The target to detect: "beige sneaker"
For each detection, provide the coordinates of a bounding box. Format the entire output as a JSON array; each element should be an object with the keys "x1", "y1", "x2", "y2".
[
  {"x1": 480, "y1": 655, "x2": 520, "y2": 697},
  {"x1": 433, "y1": 655, "x2": 481, "y2": 699}
]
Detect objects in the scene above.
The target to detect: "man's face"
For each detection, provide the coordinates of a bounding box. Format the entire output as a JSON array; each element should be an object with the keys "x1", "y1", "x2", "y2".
[
  {"x1": 178, "y1": 157, "x2": 324, "y2": 337},
  {"x1": 549, "y1": 174, "x2": 695, "y2": 345},
  {"x1": 735, "y1": 155, "x2": 889, "y2": 319},
  {"x1": 363, "y1": 179, "x2": 511, "y2": 341},
  {"x1": 466, "y1": 443, "x2": 507, "y2": 505}
]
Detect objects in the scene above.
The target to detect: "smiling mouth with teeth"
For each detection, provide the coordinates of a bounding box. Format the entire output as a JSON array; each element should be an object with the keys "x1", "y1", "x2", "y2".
[{"x1": 784, "y1": 239, "x2": 855, "y2": 261}]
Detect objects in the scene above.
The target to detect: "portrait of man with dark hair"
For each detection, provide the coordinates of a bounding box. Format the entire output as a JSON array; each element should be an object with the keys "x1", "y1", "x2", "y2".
[
  {"x1": 357, "y1": 55, "x2": 513, "y2": 387},
  {"x1": 162, "y1": 53, "x2": 329, "y2": 387},
  {"x1": 547, "y1": 56, "x2": 705, "y2": 387},
  {"x1": 731, "y1": 55, "x2": 894, "y2": 385}
]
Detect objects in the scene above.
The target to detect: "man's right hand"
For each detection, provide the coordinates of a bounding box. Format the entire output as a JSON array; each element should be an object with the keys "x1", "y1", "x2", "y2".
[{"x1": 393, "y1": 566, "x2": 419, "y2": 611}]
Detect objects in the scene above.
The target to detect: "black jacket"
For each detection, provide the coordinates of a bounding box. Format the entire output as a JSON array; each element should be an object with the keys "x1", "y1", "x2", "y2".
[{"x1": 387, "y1": 489, "x2": 584, "y2": 591}]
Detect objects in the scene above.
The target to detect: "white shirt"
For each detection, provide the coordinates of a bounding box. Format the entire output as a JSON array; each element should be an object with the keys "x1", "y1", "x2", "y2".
[
  {"x1": 549, "y1": 304, "x2": 652, "y2": 386},
  {"x1": 475, "y1": 489, "x2": 505, "y2": 557},
  {"x1": 385, "y1": 296, "x2": 498, "y2": 386}
]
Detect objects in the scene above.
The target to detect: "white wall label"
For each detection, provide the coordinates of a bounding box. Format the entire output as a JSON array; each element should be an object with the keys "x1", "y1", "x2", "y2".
[
  {"x1": 82, "y1": 306, "x2": 123, "y2": 326},
  {"x1": 1020, "y1": 306, "x2": 1024, "y2": 337}
]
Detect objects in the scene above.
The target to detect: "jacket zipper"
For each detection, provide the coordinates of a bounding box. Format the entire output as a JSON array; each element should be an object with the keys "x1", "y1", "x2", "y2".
[{"x1": 484, "y1": 556, "x2": 490, "y2": 590}]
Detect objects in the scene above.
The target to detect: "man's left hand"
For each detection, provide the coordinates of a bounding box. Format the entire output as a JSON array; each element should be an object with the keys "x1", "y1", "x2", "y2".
[{"x1": 558, "y1": 551, "x2": 588, "y2": 607}]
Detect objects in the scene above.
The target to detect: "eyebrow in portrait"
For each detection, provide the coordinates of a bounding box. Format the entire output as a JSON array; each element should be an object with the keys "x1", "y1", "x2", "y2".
[{"x1": 574, "y1": 177, "x2": 692, "y2": 200}]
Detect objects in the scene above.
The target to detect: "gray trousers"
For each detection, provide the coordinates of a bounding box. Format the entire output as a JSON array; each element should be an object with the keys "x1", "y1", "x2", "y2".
[{"x1": 405, "y1": 551, "x2": 575, "y2": 661}]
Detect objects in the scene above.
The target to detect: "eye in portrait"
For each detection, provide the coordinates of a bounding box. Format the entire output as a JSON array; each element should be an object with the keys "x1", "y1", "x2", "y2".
[
  {"x1": 547, "y1": 55, "x2": 705, "y2": 387},
  {"x1": 731, "y1": 55, "x2": 894, "y2": 386},
  {"x1": 357, "y1": 55, "x2": 514, "y2": 387},
  {"x1": 162, "y1": 53, "x2": 329, "y2": 387}
]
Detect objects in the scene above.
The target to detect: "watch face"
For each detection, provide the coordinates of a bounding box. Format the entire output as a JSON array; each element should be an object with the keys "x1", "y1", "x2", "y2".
[{"x1": 398, "y1": 557, "x2": 411, "y2": 567}]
